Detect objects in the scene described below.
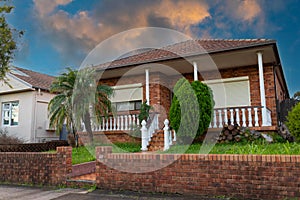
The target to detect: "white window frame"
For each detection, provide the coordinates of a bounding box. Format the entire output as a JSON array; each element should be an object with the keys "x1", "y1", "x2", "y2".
[
  {"x1": 2, "y1": 101, "x2": 19, "y2": 127},
  {"x1": 203, "y1": 76, "x2": 251, "y2": 108}
]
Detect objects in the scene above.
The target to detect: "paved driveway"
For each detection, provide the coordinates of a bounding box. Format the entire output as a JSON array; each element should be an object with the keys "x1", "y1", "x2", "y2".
[
  {"x1": 0, "y1": 185, "x2": 224, "y2": 200},
  {"x1": 0, "y1": 185, "x2": 85, "y2": 200}
]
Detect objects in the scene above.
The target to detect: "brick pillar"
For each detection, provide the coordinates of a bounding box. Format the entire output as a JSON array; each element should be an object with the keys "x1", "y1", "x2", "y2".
[
  {"x1": 56, "y1": 146, "x2": 72, "y2": 185},
  {"x1": 149, "y1": 72, "x2": 171, "y2": 129}
]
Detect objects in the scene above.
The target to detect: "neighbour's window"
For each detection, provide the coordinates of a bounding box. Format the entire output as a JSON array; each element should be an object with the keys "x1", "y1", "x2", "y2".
[{"x1": 2, "y1": 101, "x2": 19, "y2": 126}]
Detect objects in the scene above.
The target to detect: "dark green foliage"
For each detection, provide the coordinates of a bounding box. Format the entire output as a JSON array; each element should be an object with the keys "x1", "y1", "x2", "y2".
[
  {"x1": 191, "y1": 81, "x2": 214, "y2": 136},
  {"x1": 138, "y1": 101, "x2": 152, "y2": 123},
  {"x1": 0, "y1": 2, "x2": 23, "y2": 83},
  {"x1": 286, "y1": 102, "x2": 300, "y2": 142},
  {"x1": 169, "y1": 78, "x2": 214, "y2": 143}
]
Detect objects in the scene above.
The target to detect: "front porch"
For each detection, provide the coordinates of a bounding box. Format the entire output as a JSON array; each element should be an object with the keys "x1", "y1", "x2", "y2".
[{"x1": 82, "y1": 105, "x2": 275, "y2": 134}]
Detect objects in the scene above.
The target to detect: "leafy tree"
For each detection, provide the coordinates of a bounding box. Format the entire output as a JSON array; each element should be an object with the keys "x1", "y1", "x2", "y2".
[
  {"x1": 0, "y1": 2, "x2": 23, "y2": 83},
  {"x1": 286, "y1": 102, "x2": 300, "y2": 142},
  {"x1": 72, "y1": 67, "x2": 113, "y2": 143},
  {"x1": 169, "y1": 78, "x2": 214, "y2": 143}
]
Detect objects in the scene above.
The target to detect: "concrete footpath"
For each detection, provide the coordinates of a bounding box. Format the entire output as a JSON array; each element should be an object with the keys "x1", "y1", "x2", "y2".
[{"x1": 0, "y1": 185, "x2": 225, "y2": 200}]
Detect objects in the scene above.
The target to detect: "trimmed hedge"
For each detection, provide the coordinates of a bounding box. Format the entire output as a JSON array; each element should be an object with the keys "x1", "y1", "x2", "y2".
[
  {"x1": 286, "y1": 102, "x2": 300, "y2": 141},
  {"x1": 169, "y1": 78, "x2": 214, "y2": 143}
]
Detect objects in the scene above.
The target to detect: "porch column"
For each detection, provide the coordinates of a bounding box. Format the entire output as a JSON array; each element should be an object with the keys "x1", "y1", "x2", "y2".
[
  {"x1": 145, "y1": 69, "x2": 150, "y2": 105},
  {"x1": 193, "y1": 62, "x2": 198, "y2": 81},
  {"x1": 257, "y1": 51, "x2": 268, "y2": 126}
]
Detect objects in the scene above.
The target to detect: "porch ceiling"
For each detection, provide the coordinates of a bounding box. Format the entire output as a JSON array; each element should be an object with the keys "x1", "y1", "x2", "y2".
[{"x1": 99, "y1": 45, "x2": 277, "y2": 79}]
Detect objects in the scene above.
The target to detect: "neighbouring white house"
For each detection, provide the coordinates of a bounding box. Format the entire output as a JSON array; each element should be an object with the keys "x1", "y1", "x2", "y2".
[{"x1": 0, "y1": 67, "x2": 58, "y2": 143}]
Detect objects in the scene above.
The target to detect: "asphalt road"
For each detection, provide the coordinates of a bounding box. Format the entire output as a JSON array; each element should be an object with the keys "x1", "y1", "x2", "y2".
[{"x1": 0, "y1": 185, "x2": 225, "y2": 200}]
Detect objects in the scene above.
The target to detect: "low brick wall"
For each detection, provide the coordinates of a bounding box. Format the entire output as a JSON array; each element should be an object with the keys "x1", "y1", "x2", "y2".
[
  {"x1": 96, "y1": 146, "x2": 300, "y2": 199},
  {"x1": 0, "y1": 146, "x2": 72, "y2": 186},
  {"x1": 70, "y1": 161, "x2": 96, "y2": 178},
  {"x1": 78, "y1": 131, "x2": 140, "y2": 145},
  {"x1": 0, "y1": 140, "x2": 69, "y2": 152}
]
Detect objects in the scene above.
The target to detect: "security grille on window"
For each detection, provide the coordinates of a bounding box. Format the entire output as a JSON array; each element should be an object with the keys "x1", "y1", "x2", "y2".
[{"x1": 2, "y1": 101, "x2": 19, "y2": 126}]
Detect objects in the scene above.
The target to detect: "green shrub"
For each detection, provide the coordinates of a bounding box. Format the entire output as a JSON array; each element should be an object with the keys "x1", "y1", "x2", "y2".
[
  {"x1": 169, "y1": 78, "x2": 214, "y2": 143},
  {"x1": 286, "y1": 102, "x2": 300, "y2": 141},
  {"x1": 138, "y1": 101, "x2": 152, "y2": 123}
]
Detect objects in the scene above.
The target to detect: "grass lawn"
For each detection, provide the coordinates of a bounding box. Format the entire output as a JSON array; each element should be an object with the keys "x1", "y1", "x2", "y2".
[
  {"x1": 71, "y1": 140, "x2": 300, "y2": 164},
  {"x1": 163, "y1": 140, "x2": 300, "y2": 155},
  {"x1": 72, "y1": 142, "x2": 141, "y2": 165}
]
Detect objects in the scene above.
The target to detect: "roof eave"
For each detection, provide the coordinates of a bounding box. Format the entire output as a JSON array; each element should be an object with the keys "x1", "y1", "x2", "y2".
[{"x1": 96, "y1": 40, "x2": 278, "y2": 72}]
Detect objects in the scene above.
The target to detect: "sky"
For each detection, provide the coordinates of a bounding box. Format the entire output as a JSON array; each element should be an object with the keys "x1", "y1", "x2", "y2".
[{"x1": 4, "y1": 0, "x2": 300, "y2": 96}]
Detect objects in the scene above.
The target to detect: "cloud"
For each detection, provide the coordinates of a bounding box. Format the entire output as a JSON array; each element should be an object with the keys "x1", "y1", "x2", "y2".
[
  {"x1": 236, "y1": 0, "x2": 261, "y2": 22},
  {"x1": 33, "y1": 0, "x2": 72, "y2": 17},
  {"x1": 32, "y1": 0, "x2": 211, "y2": 64}
]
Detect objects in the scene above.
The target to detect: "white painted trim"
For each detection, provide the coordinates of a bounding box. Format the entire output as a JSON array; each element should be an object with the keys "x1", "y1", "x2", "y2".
[
  {"x1": 7, "y1": 73, "x2": 33, "y2": 89},
  {"x1": 257, "y1": 51, "x2": 268, "y2": 126},
  {"x1": 193, "y1": 62, "x2": 198, "y2": 81},
  {"x1": 202, "y1": 76, "x2": 249, "y2": 84},
  {"x1": 145, "y1": 69, "x2": 150, "y2": 105},
  {"x1": 111, "y1": 83, "x2": 142, "y2": 90}
]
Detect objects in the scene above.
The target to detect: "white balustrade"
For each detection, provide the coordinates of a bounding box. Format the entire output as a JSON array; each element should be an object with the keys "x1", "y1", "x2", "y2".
[
  {"x1": 242, "y1": 108, "x2": 246, "y2": 127},
  {"x1": 210, "y1": 106, "x2": 270, "y2": 129},
  {"x1": 163, "y1": 119, "x2": 170, "y2": 151},
  {"x1": 235, "y1": 108, "x2": 240, "y2": 126},
  {"x1": 218, "y1": 110, "x2": 222, "y2": 127},
  {"x1": 141, "y1": 120, "x2": 148, "y2": 151},
  {"x1": 88, "y1": 114, "x2": 140, "y2": 132},
  {"x1": 224, "y1": 109, "x2": 228, "y2": 125},
  {"x1": 213, "y1": 110, "x2": 217, "y2": 128},
  {"x1": 254, "y1": 107, "x2": 259, "y2": 127},
  {"x1": 248, "y1": 108, "x2": 253, "y2": 127}
]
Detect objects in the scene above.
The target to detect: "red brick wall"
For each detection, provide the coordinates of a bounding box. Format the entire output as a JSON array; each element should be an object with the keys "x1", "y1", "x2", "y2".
[
  {"x1": 96, "y1": 146, "x2": 300, "y2": 199},
  {"x1": 77, "y1": 131, "x2": 140, "y2": 145},
  {"x1": 99, "y1": 65, "x2": 280, "y2": 127},
  {"x1": 0, "y1": 146, "x2": 72, "y2": 186}
]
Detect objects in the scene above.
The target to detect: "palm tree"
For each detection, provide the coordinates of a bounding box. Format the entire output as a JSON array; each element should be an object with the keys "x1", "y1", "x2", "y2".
[
  {"x1": 72, "y1": 67, "x2": 113, "y2": 143},
  {"x1": 48, "y1": 67, "x2": 113, "y2": 145},
  {"x1": 48, "y1": 68, "x2": 77, "y2": 142}
]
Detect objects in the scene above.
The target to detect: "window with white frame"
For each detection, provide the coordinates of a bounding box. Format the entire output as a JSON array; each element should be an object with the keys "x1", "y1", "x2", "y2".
[
  {"x1": 2, "y1": 101, "x2": 19, "y2": 126},
  {"x1": 110, "y1": 84, "x2": 143, "y2": 112},
  {"x1": 203, "y1": 76, "x2": 251, "y2": 108}
]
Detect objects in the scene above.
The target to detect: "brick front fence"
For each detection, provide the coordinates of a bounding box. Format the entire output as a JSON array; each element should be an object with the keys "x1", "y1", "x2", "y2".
[
  {"x1": 96, "y1": 146, "x2": 300, "y2": 199},
  {"x1": 0, "y1": 146, "x2": 72, "y2": 186}
]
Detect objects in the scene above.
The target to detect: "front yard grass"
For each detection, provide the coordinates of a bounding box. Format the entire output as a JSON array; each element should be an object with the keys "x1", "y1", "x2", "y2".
[
  {"x1": 71, "y1": 140, "x2": 300, "y2": 165},
  {"x1": 163, "y1": 140, "x2": 300, "y2": 155},
  {"x1": 72, "y1": 142, "x2": 141, "y2": 165}
]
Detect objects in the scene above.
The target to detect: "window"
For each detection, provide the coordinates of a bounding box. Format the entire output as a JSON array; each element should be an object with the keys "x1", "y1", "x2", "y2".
[
  {"x1": 113, "y1": 100, "x2": 142, "y2": 112},
  {"x1": 2, "y1": 101, "x2": 19, "y2": 126},
  {"x1": 110, "y1": 84, "x2": 143, "y2": 112},
  {"x1": 203, "y1": 76, "x2": 250, "y2": 108}
]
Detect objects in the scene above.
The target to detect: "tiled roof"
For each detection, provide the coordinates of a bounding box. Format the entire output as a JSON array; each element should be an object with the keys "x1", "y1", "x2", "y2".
[
  {"x1": 11, "y1": 67, "x2": 55, "y2": 91},
  {"x1": 97, "y1": 39, "x2": 276, "y2": 70}
]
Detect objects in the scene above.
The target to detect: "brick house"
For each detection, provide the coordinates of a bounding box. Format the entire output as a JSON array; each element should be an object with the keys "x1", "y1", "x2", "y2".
[
  {"x1": 82, "y1": 39, "x2": 289, "y2": 142},
  {"x1": 0, "y1": 67, "x2": 58, "y2": 143}
]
